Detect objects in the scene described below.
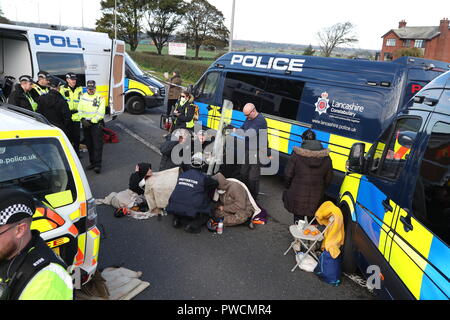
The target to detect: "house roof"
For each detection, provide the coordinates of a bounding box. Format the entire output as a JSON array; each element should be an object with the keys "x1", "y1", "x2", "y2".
[{"x1": 382, "y1": 26, "x2": 442, "y2": 39}]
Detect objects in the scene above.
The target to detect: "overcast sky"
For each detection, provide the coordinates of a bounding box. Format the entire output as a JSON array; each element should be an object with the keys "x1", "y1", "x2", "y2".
[{"x1": 1, "y1": 0, "x2": 449, "y2": 50}]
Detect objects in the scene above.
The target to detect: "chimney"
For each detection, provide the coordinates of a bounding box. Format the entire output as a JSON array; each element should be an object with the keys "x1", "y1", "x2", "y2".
[
  {"x1": 439, "y1": 18, "x2": 449, "y2": 32},
  {"x1": 399, "y1": 20, "x2": 407, "y2": 28}
]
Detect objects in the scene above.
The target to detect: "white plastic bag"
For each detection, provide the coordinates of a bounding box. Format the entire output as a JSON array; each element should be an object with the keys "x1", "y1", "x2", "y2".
[{"x1": 295, "y1": 252, "x2": 318, "y2": 273}]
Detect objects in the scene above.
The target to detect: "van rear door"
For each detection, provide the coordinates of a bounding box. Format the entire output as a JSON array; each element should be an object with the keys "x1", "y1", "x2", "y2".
[{"x1": 108, "y1": 39, "x2": 125, "y2": 118}]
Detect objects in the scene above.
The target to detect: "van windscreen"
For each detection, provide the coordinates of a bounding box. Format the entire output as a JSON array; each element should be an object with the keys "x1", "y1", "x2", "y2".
[{"x1": 0, "y1": 138, "x2": 77, "y2": 205}]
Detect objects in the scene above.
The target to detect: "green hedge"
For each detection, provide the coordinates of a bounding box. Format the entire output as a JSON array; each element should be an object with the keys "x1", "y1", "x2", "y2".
[{"x1": 127, "y1": 51, "x2": 213, "y2": 84}]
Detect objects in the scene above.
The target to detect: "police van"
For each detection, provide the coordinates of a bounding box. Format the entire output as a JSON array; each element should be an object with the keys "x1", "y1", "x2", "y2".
[
  {"x1": 0, "y1": 104, "x2": 100, "y2": 285},
  {"x1": 0, "y1": 23, "x2": 126, "y2": 120},
  {"x1": 124, "y1": 52, "x2": 166, "y2": 114},
  {"x1": 340, "y1": 70, "x2": 450, "y2": 299},
  {"x1": 192, "y1": 52, "x2": 449, "y2": 196}
]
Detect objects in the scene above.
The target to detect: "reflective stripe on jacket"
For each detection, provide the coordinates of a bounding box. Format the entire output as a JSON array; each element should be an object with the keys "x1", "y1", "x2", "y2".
[
  {"x1": 25, "y1": 93, "x2": 38, "y2": 112},
  {"x1": 60, "y1": 85, "x2": 83, "y2": 121},
  {"x1": 18, "y1": 263, "x2": 73, "y2": 300},
  {"x1": 33, "y1": 85, "x2": 49, "y2": 97},
  {"x1": 77, "y1": 93, "x2": 105, "y2": 124}
]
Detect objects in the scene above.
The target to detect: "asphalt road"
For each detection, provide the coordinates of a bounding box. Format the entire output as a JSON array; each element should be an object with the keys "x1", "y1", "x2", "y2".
[{"x1": 82, "y1": 106, "x2": 373, "y2": 300}]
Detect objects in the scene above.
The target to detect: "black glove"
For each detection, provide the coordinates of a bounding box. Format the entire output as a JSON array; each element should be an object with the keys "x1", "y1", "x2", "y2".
[{"x1": 81, "y1": 118, "x2": 92, "y2": 128}]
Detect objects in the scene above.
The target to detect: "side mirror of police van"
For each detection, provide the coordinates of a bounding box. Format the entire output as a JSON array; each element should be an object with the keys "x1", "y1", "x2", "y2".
[{"x1": 347, "y1": 143, "x2": 366, "y2": 173}]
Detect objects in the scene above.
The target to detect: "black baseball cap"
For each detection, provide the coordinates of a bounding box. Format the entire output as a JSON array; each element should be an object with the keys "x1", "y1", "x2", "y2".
[
  {"x1": 48, "y1": 77, "x2": 62, "y2": 88},
  {"x1": 0, "y1": 189, "x2": 35, "y2": 226},
  {"x1": 37, "y1": 71, "x2": 49, "y2": 79},
  {"x1": 19, "y1": 75, "x2": 33, "y2": 83},
  {"x1": 86, "y1": 80, "x2": 96, "y2": 89},
  {"x1": 66, "y1": 72, "x2": 77, "y2": 80}
]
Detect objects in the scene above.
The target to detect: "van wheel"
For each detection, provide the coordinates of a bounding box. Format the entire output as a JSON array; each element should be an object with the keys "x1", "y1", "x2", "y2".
[
  {"x1": 126, "y1": 96, "x2": 145, "y2": 114},
  {"x1": 341, "y1": 205, "x2": 357, "y2": 274}
]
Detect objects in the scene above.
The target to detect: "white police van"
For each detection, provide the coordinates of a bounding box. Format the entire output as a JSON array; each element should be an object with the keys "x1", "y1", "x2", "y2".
[{"x1": 0, "y1": 23, "x2": 126, "y2": 120}]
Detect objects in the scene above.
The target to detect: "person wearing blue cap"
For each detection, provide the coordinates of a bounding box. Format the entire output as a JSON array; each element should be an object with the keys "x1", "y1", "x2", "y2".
[{"x1": 0, "y1": 189, "x2": 73, "y2": 300}]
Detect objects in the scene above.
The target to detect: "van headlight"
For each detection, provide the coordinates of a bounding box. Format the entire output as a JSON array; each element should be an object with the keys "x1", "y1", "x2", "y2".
[
  {"x1": 149, "y1": 85, "x2": 159, "y2": 95},
  {"x1": 86, "y1": 198, "x2": 97, "y2": 230}
]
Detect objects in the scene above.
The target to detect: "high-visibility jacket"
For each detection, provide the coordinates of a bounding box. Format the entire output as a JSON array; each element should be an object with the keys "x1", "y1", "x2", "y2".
[
  {"x1": 77, "y1": 92, "x2": 105, "y2": 124},
  {"x1": 60, "y1": 85, "x2": 83, "y2": 122},
  {"x1": 32, "y1": 84, "x2": 49, "y2": 98},
  {"x1": 0, "y1": 230, "x2": 73, "y2": 300},
  {"x1": 25, "y1": 93, "x2": 38, "y2": 112}
]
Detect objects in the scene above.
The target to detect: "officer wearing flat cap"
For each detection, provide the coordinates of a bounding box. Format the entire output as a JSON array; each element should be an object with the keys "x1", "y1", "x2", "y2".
[
  {"x1": 77, "y1": 80, "x2": 106, "y2": 174},
  {"x1": 60, "y1": 73, "x2": 83, "y2": 157},
  {"x1": 30, "y1": 70, "x2": 50, "y2": 104},
  {"x1": 7, "y1": 75, "x2": 37, "y2": 112},
  {"x1": 36, "y1": 77, "x2": 72, "y2": 137},
  {"x1": 0, "y1": 189, "x2": 73, "y2": 300}
]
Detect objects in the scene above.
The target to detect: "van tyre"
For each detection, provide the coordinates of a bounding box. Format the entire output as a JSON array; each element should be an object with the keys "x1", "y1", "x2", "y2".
[
  {"x1": 126, "y1": 96, "x2": 145, "y2": 114},
  {"x1": 341, "y1": 205, "x2": 357, "y2": 274}
]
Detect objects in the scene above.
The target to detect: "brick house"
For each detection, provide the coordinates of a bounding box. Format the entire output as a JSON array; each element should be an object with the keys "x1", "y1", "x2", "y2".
[{"x1": 379, "y1": 18, "x2": 450, "y2": 62}]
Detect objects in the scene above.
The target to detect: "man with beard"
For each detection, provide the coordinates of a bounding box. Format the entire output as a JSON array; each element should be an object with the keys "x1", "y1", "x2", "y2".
[{"x1": 0, "y1": 189, "x2": 73, "y2": 300}]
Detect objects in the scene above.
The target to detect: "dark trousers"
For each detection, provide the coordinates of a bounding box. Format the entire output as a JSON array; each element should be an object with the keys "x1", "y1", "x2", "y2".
[
  {"x1": 83, "y1": 123, "x2": 103, "y2": 167},
  {"x1": 167, "y1": 99, "x2": 178, "y2": 115},
  {"x1": 240, "y1": 162, "x2": 261, "y2": 200},
  {"x1": 68, "y1": 121, "x2": 81, "y2": 156},
  {"x1": 173, "y1": 211, "x2": 212, "y2": 229}
]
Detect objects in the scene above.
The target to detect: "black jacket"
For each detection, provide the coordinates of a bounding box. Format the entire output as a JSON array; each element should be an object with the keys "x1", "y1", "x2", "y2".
[
  {"x1": 172, "y1": 97, "x2": 195, "y2": 131},
  {"x1": 37, "y1": 90, "x2": 72, "y2": 134},
  {"x1": 166, "y1": 168, "x2": 218, "y2": 217},
  {"x1": 7, "y1": 84, "x2": 34, "y2": 112}
]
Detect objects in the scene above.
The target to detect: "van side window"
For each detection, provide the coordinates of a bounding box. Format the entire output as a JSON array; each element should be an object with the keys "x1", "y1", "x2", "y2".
[
  {"x1": 367, "y1": 123, "x2": 395, "y2": 174},
  {"x1": 36, "y1": 52, "x2": 86, "y2": 86},
  {"x1": 377, "y1": 118, "x2": 422, "y2": 179},
  {"x1": 195, "y1": 71, "x2": 220, "y2": 104},
  {"x1": 412, "y1": 122, "x2": 450, "y2": 245},
  {"x1": 223, "y1": 72, "x2": 266, "y2": 111},
  {"x1": 261, "y1": 77, "x2": 304, "y2": 120}
]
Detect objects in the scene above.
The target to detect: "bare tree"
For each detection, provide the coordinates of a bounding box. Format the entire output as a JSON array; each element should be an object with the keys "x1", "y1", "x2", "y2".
[
  {"x1": 146, "y1": 0, "x2": 186, "y2": 55},
  {"x1": 317, "y1": 22, "x2": 358, "y2": 57}
]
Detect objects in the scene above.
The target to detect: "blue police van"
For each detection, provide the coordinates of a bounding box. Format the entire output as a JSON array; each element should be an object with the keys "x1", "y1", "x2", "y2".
[
  {"x1": 191, "y1": 52, "x2": 449, "y2": 196},
  {"x1": 340, "y1": 70, "x2": 450, "y2": 299}
]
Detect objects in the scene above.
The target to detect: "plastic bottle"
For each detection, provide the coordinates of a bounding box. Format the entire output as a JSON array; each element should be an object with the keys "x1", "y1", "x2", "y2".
[{"x1": 217, "y1": 219, "x2": 224, "y2": 234}]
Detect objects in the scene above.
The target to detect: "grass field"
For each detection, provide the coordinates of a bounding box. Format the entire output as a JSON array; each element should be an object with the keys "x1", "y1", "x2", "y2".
[{"x1": 127, "y1": 43, "x2": 227, "y2": 61}]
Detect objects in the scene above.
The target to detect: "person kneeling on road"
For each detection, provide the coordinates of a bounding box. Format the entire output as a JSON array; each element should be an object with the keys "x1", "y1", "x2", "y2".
[
  {"x1": 0, "y1": 189, "x2": 73, "y2": 300},
  {"x1": 77, "y1": 80, "x2": 106, "y2": 174},
  {"x1": 166, "y1": 154, "x2": 218, "y2": 234}
]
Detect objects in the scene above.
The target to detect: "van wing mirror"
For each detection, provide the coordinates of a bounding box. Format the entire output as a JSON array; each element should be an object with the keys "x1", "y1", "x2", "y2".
[{"x1": 347, "y1": 143, "x2": 366, "y2": 173}]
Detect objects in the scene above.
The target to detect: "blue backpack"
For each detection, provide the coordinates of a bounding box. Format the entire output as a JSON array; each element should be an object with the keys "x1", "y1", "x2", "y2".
[{"x1": 314, "y1": 250, "x2": 342, "y2": 286}]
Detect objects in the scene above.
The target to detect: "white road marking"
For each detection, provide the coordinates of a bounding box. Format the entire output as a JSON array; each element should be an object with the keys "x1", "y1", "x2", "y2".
[{"x1": 114, "y1": 122, "x2": 162, "y2": 156}]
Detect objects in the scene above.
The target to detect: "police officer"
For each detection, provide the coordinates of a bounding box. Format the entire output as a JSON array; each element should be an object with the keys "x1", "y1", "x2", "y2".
[
  {"x1": 0, "y1": 189, "x2": 73, "y2": 300},
  {"x1": 77, "y1": 80, "x2": 105, "y2": 174},
  {"x1": 30, "y1": 70, "x2": 50, "y2": 104},
  {"x1": 60, "y1": 73, "x2": 83, "y2": 157},
  {"x1": 166, "y1": 154, "x2": 219, "y2": 233},
  {"x1": 36, "y1": 77, "x2": 72, "y2": 136},
  {"x1": 7, "y1": 75, "x2": 36, "y2": 112}
]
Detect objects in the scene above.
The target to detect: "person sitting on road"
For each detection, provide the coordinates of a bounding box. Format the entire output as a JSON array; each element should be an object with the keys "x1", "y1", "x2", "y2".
[
  {"x1": 166, "y1": 153, "x2": 219, "y2": 234},
  {"x1": 208, "y1": 172, "x2": 260, "y2": 230},
  {"x1": 159, "y1": 128, "x2": 192, "y2": 171}
]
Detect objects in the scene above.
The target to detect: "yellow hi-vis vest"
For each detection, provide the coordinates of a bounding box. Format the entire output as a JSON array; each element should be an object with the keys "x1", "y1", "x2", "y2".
[
  {"x1": 77, "y1": 92, "x2": 105, "y2": 124},
  {"x1": 33, "y1": 84, "x2": 49, "y2": 97},
  {"x1": 25, "y1": 92, "x2": 38, "y2": 112},
  {"x1": 60, "y1": 85, "x2": 83, "y2": 122},
  {"x1": 174, "y1": 101, "x2": 195, "y2": 129}
]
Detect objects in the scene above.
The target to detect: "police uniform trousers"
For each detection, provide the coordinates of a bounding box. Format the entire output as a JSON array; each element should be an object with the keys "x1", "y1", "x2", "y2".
[
  {"x1": 83, "y1": 123, "x2": 103, "y2": 167},
  {"x1": 69, "y1": 120, "x2": 81, "y2": 156}
]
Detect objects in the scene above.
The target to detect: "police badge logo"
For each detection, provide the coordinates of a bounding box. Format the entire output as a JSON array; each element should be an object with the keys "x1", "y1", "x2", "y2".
[{"x1": 314, "y1": 92, "x2": 330, "y2": 115}]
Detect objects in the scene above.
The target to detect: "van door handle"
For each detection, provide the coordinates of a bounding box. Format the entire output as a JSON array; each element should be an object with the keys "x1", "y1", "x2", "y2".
[
  {"x1": 382, "y1": 199, "x2": 393, "y2": 212},
  {"x1": 400, "y1": 214, "x2": 413, "y2": 232}
]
